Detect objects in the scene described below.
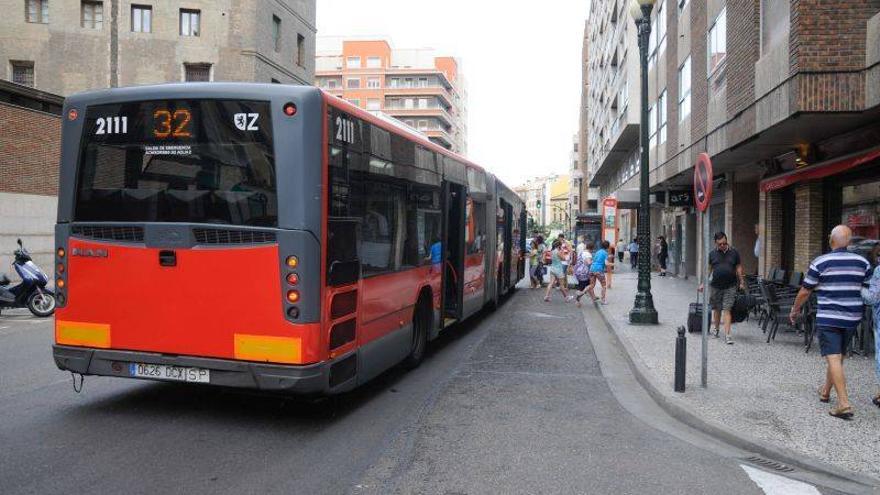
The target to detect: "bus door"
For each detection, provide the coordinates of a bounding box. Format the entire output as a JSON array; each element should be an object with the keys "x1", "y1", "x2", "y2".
[
  {"x1": 442, "y1": 181, "x2": 466, "y2": 326},
  {"x1": 499, "y1": 199, "x2": 513, "y2": 291}
]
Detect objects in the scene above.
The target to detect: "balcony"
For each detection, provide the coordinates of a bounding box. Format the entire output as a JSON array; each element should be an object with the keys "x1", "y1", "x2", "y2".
[
  {"x1": 383, "y1": 106, "x2": 455, "y2": 126},
  {"x1": 383, "y1": 85, "x2": 453, "y2": 107},
  {"x1": 424, "y1": 129, "x2": 454, "y2": 148}
]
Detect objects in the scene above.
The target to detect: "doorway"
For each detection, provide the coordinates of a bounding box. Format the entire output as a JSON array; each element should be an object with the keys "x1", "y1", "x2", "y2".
[{"x1": 442, "y1": 182, "x2": 466, "y2": 323}]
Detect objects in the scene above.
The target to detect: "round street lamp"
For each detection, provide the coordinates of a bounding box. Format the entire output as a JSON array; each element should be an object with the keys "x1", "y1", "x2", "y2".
[{"x1": 628, "y1": 0, "x2": 659, "y2": 324}]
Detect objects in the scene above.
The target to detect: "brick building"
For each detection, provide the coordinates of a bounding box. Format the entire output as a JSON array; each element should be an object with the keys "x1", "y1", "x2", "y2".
[
  {"x1": 0, "y1": 80, "x2": 62, "y2": 275},
  {"x1": 1, "y1": 0, "x2": 316, "y2": 95},
  {"x1": 314, "y1": 38, "x2": 468, "y2": 154},
  {"x1": 587, "y1": 0, "x2": 880, "y2": 279}
]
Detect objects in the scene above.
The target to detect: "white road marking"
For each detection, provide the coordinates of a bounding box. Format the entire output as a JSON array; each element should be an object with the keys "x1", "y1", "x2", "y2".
[
  {"x1": 741, "y1": 465, "x2": 821, "y2": 495},
  {"x1": 524, "y1": 311, "x2": 566, "y2": 319}
]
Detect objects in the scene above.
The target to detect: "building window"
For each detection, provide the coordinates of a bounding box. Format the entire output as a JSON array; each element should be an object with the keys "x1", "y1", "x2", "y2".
[
  {"x1": 25, "y1": 0, "x2": 48, "y2": 23},
  {"x1": 366, "y1": 56, "x2": 381, "y2": 68},
  {"x1": 81, "y1": 1, "x2": 103, "y2": 29},
  {"x1": 296, "y1": 34, "x2": 305, "y2": 67},
  {"x1": 417, "y1": 120, "x2": 428, "y2": 130},
  {"x1": 367, "y1": 77, "x2": 380, "y2": 89},
  {"x1": 389, "y1": 78, "x2": 399, "y2": 88},
  {"x1": 707, "y1": 8, "x2": 726, "y2": 76},
  {"x1": 184, "y1": 63, "x2": 211, "y2": 82},
  {"x1": 131, "y1": 5, "x2": 151, "y2": 33},
  {"x1": 348, "y1": 98, "x2": 360, "y2": 107},
  {"x1": 180, "y1": 9, "x2": 200, "y2": 36},
  {"x1": 417, "y1": 77, "x2": 428, "y2": 88},
  {"x1": 346, "y1": 78, "x2": 360, "y2": 89},
  {"x1": 346, "y1": 56, "x2": 361, "y2": 69},
  {"x1": 366, "y1": 98, "x2": 380, "y2": 110},
  {"x1": 417, "y1": 98, "x2": 428, "y2": 109},
  {"x1": 327, "y1": 79, "x2": 338, "y2": 89},
  {"x1": 648, "y1": 104, "x2": 657, "y2": 149},
  {"x1": 11, "y1": 61, "x2": 35, "y2": 87},
  {"x1": 272, "y1": 15, "x2": 281, "y2": 52},
  {"x1": 658, "y1": 90, "x2": 667, "y2": 144},
  {"x1": 404, "y1": 98, "x2": 414, "y2": 109},
  {"x1": 760, "y1": 0, "x2": 790, "y2": 55},
  {"x1": 678, "y1": 56, "x2": 691, "y2": 121}
]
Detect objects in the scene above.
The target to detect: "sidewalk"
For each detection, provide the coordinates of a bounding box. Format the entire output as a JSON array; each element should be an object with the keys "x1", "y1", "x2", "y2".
[{"x1": 592, "y1": 266, "x2": 880, "y2": 480}]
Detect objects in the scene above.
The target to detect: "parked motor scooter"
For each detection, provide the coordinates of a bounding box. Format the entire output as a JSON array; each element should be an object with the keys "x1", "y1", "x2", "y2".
[{"x1": 0, "y1": 239, "x2": 56, "y2": 317}]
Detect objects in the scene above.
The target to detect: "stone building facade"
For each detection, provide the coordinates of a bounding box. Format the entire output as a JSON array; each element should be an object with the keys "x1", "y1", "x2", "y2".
[
  {"x1": 0, "y1": 80, "x2": 63, "y2": 275},
  {"x1": 0, "y1": 0, "x2": 316, "y2": 96},
  {"x1": 587, "y1": 0, "x2": 880, "y2": 279}
]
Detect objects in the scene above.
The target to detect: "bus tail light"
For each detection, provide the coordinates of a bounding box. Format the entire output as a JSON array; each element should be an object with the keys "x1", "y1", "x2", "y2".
[
  {"x1": 286, "y1": 255, "x2": 298, "y2": 268},
  {"x1": 329, "y1": 319, "x2": 356, "y2": 350},
  {"x1": 56, "y1": 245, "x2": 67, "y2": 307},
  {"x1": 286, "y1": 273, "x2": 299, "y2": 285},
  {"x1": 286, "y1": 290, "x2": 300, "y2": 303},
  {"x1": 283, "y1": 102, "x2": 297, "y2": 116},
  {"x1": 287, "y1": 306, "x2": 300, "y2": 319}
]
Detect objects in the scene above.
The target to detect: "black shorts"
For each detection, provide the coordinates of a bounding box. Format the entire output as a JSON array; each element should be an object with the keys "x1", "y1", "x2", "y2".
[{"x1": 577, "y1": 279, "x2": 590, "y2": 291}]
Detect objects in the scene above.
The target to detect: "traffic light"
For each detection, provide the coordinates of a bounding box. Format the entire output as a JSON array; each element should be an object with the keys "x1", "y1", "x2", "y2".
[{"x1": 536, "y1": 199, "x2": 542, "y2": 209}]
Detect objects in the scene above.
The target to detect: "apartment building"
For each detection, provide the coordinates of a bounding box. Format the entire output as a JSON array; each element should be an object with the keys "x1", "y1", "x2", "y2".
[
  {"x1": 587, "y1": 0, "x2": 880, "y2": 279},
  {"x1": 584, "y1": 0, "x2": 645, "y2": 251},
  {"x1": 314, "y1": 39, "x2": 468, "y2": 154},
  {"x1": 0, "y1": 0, "x2": 316, "y2": 95},
  {"x1": 577, "y1": 20, "x2": 597, "y2": 216}
]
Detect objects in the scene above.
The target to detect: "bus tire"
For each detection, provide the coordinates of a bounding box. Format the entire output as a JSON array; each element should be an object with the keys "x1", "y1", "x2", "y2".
[{"x1": 402, "y1": 294, "x2": 430, "y2": 369}]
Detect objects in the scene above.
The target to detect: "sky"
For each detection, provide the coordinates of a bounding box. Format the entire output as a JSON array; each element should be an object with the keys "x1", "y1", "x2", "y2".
[{"x1": 316, "y1": 0, "x2": 589, "y2": 187}]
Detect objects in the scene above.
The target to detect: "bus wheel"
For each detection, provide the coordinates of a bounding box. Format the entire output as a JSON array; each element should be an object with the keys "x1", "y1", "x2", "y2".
[{"x1": 402, "y1": 296, "x2": 430, "y2": 369}]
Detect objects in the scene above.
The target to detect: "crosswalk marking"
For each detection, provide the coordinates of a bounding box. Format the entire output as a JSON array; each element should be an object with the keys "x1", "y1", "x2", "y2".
[{"x1": 741, "y1": 465, "x2": 821, "y2": 495}]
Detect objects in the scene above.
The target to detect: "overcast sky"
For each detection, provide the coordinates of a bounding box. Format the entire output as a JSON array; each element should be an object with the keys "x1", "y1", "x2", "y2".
[{"x1": 316, "y1": 0, "x2": 589, "y2": 187}]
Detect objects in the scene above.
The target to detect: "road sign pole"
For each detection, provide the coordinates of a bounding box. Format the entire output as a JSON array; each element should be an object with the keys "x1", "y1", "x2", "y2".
[
  {"x1": 692, "y1": 152, "x2": 714, "y2": 389},
  {"x1": 701, "y1": 206, "x2": 710, "y2": 388}
]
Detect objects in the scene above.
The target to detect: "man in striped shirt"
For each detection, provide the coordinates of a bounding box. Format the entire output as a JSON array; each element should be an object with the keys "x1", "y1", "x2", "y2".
[{"x1": 790, "y1": 225, "x2": 871, "y2": 420}]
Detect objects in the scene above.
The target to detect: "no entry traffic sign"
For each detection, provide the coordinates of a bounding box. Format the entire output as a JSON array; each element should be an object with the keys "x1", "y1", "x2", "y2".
[{"x1": 693, "y1": 153, "x2": 713, "y2": 212}]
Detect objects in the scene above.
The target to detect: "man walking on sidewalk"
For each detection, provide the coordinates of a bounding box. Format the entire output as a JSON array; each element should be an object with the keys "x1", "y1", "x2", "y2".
[
  {"x1": 790, "y1": 225, "x2": 871, "y2": 420},
  {"x1": 699, "y1": 232, "x2": 744, "y2": 345},
  {"x1": 629, "y1": 238, "x2": 638, "y2": 269}
]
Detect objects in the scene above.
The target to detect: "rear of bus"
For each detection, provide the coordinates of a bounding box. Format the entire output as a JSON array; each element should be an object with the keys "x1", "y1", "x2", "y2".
[{"x1": 52, "y1": 84, "x2": 350, "y2": 394}]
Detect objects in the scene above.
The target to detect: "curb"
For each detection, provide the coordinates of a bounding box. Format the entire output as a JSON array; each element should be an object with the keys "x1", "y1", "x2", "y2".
[{"x1": 593, "y1": 302, "x2": 880, "y2": 490}]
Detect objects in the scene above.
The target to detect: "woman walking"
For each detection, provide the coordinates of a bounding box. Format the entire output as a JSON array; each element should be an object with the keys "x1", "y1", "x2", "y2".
[
  {"x1": 544, "y1": 239, "x2": 572, "y2": 302},
  {"x1": 657, "y1": 236, "x2": 669, "y2": 277},
  {"x1": 861, "y1": 251, "x2": 880, "y2": 409},
  {"x1": 574, "y1": 241, "x2": 594, "y2": 307},
  {"x1": 528, "y1": 238, "x2": 541, "y2": 289}
]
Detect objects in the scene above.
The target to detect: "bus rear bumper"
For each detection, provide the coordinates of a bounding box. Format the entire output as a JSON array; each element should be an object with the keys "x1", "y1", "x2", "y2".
[{"x1": 52, "y1": 345, "x2": 357, "y2": 395}]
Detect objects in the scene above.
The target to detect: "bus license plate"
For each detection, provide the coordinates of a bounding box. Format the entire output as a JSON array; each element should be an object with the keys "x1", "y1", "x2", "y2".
[{"x1": 129, "y1": 363, "x2": 210, "y2": 383}]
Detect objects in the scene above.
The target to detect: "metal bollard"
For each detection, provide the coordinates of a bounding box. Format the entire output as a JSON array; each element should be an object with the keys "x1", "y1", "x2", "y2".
[{"x1": 674, "y1": 326, "x2": 686, "y2": 393}]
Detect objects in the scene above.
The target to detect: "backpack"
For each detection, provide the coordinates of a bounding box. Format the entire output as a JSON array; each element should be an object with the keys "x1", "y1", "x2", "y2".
[{"x1": 574, "y1": 254, "x2": 591, "y2": 281}]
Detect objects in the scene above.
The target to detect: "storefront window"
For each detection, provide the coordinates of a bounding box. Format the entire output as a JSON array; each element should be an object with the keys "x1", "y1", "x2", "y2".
[{"x1": 841, "y1": 179, "x2": 880, "y2": 240}]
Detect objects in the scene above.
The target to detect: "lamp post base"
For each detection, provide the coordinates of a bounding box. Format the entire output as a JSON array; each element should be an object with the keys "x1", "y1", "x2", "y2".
[{"x1": 629, "y1": 292, "x2": 659, "y2": 324}]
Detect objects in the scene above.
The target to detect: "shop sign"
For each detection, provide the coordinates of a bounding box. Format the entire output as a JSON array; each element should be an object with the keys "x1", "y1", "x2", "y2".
[{"x1": 668, "y1": 190, "x2": 693, "y2": 207}]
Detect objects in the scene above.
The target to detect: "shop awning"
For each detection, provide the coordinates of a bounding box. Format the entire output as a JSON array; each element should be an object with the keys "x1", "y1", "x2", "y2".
[{"x1": 759, "y1": 147, "x2": 880, "y2": 192}]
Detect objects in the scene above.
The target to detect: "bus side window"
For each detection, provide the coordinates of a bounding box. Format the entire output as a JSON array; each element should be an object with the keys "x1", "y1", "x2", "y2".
[{"x1": 327, "y1": 146, "x2": 362, "y2": 286}]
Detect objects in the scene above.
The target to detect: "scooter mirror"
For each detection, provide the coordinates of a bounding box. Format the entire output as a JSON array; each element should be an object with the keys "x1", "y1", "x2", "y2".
[{"x1": 17, "y1": 238, "x2": 22, "y2": 247}]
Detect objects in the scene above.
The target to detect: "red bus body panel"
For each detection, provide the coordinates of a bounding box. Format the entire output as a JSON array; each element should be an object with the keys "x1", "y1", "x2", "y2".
[{"x1": 55, "y1": 238, "x2": 322, "y2": 364}]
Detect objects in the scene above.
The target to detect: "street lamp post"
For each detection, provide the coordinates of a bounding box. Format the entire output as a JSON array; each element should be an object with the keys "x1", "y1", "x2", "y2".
[{"x1": 629, "y1": 0, "x2": 659, "y2": 324}]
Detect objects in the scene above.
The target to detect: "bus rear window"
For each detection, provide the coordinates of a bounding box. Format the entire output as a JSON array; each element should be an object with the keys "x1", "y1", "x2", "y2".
[{"x1": 74, "y1": 99, "x2": 277, "y2": 226}]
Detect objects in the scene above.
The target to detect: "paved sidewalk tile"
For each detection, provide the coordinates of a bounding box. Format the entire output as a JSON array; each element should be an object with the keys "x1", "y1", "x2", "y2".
[{"x1": 595, "y1": 267, "x2": 880, "y2": 479}]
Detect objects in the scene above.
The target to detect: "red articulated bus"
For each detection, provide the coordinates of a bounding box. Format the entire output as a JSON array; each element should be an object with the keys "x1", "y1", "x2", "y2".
[{"x1": 52, "y1": 83, "x2": 525, "y2": 395}]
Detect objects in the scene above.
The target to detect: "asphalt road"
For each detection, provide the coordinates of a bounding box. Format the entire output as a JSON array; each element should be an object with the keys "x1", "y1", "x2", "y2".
[{"x1": 0, "y1": 290, "x2": 846, "y2": 494}]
